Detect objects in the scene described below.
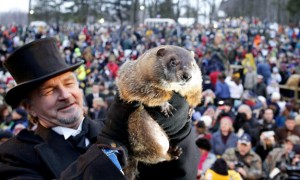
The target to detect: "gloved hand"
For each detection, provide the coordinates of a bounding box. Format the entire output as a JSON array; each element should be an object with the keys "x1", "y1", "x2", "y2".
[
  {"x1": 97, "y1": 93, "x2": 140, "y2": 151},
  {"x1": 98, "y1": 91, "x2": 191, "y2": 148},
  {"x1": 143, "y1": 92, "x2": 191, "y2": 145}
]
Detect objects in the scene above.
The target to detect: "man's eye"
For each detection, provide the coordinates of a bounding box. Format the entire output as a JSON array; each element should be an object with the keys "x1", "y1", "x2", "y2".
[
  {"x1": 41, "y1": 89, "x2": 54, "y2": 96},
  {"x1": 65, "y1": 82, "x2": 75, "y2": 86}
]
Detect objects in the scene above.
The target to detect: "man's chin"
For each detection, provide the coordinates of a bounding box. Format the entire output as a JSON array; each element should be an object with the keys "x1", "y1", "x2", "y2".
[{"x1": 57, "y1": 113, "x2": 83, "y2": 126}]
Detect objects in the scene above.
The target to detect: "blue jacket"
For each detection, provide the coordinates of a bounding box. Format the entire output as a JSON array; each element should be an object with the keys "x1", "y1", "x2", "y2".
[
  {"x1": 211, "y1": 131, "x2": 238, "y2": 156},
  {"x1": 215, "y1": 81, "x2": 230, "y2": 99}
]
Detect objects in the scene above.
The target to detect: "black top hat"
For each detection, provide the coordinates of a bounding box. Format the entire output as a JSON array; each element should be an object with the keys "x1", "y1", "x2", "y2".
[{"x1": 4, "y1": 38, "x2": 83, "y2": 107}]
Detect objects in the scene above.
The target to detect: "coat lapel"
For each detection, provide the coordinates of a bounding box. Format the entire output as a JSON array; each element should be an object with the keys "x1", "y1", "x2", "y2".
[
  {"x1": 34, "y1": 123, "x2": 80, "y2": 177},
  {"x1": 34, "y1": 118, "x2": 102, "y2": 178}
]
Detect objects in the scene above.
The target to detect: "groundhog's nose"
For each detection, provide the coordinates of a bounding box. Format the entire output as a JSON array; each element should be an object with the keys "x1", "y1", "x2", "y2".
[{"x1": 181, "y1": 72, "x2": 192, "y2": 82}]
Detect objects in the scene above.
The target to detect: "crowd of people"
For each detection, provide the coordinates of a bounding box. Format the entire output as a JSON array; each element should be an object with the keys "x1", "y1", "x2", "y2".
[{"x1": 0, "y1": 17, "x2": 300, "y2": 179}]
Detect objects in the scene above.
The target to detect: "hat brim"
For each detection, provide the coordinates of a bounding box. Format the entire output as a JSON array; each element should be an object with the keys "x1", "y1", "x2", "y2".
[
  {"x1": 5, "y1": 61, "x2": 83, "y2": 107},
  {"x1": 238, "y1": 140, "x2": 251, "y2": 145}
]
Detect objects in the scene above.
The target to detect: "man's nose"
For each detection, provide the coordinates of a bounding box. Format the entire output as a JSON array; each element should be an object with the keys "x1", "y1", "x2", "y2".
[{"x1": 58, "y1": 86, "x2": 71, "y2": 99}]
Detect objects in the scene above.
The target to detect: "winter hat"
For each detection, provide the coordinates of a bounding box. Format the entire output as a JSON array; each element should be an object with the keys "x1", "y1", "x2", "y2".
[
  {"x1": 238, "y1": 133, "x2": 252, "y2": 145},
  {"x1": 196, "y1": 120, "x2": 206, "y2": 129},
  {"x1": 271, "y1": 92, "x2": 281, "y2": 100},
  {"x1": 204, "y1": 158, "x2": 230, "y2": 180},
  {"x1": 200, "y1": 115, "x2": 213, "y2": 128},
  {"x1": 211, "y1": 158, "x2": 229, "y2": 176},
  {"x1": 286, "y1": 135, "x2": 300, "y2": 145},
  {"x1": 272, "y1": 67, "x2": 279, "y2": 73},
  {"x1": 195, "y1": 138, "x2": 211, "y2": 151}
]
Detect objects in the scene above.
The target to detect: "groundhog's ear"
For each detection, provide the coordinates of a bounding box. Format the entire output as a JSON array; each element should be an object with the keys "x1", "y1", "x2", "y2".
[{"x1": 156, "y1": 48, "x2": 166, "y2": 57}]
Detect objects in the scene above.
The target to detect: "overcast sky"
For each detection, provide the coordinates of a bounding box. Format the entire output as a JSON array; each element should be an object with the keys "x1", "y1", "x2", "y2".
[
  {"x1": 0, "y1": 0, "x2": 29, "y2": 12},
  {"x1": 0, "y1": 0, "x2": 222, "y2": 13}
]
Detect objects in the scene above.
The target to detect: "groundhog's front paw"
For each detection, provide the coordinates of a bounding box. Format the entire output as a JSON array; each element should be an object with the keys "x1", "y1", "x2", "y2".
[
  {"x1": 168, "y1": 146, "x2": 183, "y2": 160},
  {"x1": 160, "y1": 102, "x2": 176, "y2": 117}
]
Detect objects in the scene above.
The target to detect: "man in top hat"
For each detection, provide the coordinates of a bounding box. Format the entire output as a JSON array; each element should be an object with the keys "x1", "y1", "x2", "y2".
[
  {"x1": 0, "y1": 38, "x2": 199, "y2": 179},
  {"x1": 222, "y1": 133, "x2": 262, "y2": 179}
]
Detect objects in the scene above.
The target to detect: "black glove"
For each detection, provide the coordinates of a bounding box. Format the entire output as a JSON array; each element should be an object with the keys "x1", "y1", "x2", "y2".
[
  {"x1": 97, "y1": 93, "x2": 140, "y2": 151},
  {"x1": 98, "y1": 92, "x2": 191, "y2": 149},
  {"x1": 144, "y1": 92, "x2": 191, "y2": 145}
]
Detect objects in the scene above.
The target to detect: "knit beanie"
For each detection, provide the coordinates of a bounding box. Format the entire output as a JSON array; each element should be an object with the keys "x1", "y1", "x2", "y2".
[
  {"x1": 211, "y1": 158, "x2": 229, "y2": 176},
  {"x1": 195, "y1": 138, "x2": 211, "y2": 151},
  {"x1": 204, "y1": 159, "x2": 230, "y2": 180}
]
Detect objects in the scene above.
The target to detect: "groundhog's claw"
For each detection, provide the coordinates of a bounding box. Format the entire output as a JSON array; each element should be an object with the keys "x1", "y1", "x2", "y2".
[
  {"x1": 160, "y1": 103, "x2": 176, "y2": 117},
  {"x1": 168, "y1": 146, "x2": 183, "y2": 160}
]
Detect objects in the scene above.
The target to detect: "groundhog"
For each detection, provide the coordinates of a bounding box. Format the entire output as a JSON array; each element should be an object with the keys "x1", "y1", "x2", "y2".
[{"x1": 116, "y1": 45, "x2": 202, "y2": 179}]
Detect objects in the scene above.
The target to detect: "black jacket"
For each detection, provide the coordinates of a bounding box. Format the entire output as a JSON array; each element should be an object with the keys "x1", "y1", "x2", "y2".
[
  {"x1": 0, "y1": 118, "x2": 125, "y2": 180},
  {"x1": 0, "y1": 116, "x2": 198, "y2": 179}
]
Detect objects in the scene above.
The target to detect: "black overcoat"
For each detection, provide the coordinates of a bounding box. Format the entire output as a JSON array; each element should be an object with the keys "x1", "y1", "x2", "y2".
[{"x1": 0, "y1": 118, "x2": 126, "y2": 180}]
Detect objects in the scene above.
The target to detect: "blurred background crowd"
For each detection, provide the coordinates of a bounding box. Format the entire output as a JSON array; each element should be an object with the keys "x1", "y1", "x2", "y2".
[{"x1": 1, "y1": 0, "x2": 300, "y2": 179}]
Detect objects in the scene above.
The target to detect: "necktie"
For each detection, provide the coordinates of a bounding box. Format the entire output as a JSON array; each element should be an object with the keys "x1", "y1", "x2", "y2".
[{"x1": 67, "y1": 120, "x2": 89, "y2": 153}]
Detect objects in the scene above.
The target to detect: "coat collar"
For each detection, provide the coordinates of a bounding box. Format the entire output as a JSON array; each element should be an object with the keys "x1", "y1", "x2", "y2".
[{"x1": 34, "y1": 118, "x2": 101, "y2": 177}]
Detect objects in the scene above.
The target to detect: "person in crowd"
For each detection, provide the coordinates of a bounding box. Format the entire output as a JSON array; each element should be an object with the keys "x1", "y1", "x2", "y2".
[
  {"x1": 270, "y1": 67, "x2": 282, "y2": 84},
  {"x1": 85, "y1": 83, "x2": 108, "y2": 110},
  {"x1": 225, "y1": 72, "x2": 244, "y2": 101},
  {"x1": 0, "y1": 38, "x2": 199, "y2": 179},
  {"x1": 257, "y1": 57, "x2": 271, "y2": 84},
  {"x1": 276, "y1": 102, "x2": 296, "y2": 128},
  {"x1": 234, "y1": 104, "x2": 259, "y2": 146},
  {"x1": 267, "y1": 92, "x2": 281, "y2": 118},
  {"x1": 222, "y1": 133, "x2": 262, "y2": 179},
  {"x1": 275, "y1": 114, "x2": 300, "y2": 144},
  {"x1": 243, "y1": 66, "x2": 257, "y2": 91},
  {"x1": 194, "y1": 116, "x2": 212, "y2": 140},
  {"x1": 9, "y1": 107, "x2": 29, "y2": 135},
  {"x1": 257, "y1": 108, "x2": 277, "y2": 135},
  {"x1": 254, "y1": 75, "x2": 267, "y2": 97},
  {"x1": 203, "y1": 158, "x2": 242, "y2": 180},
  {"x1": 88, "y1": 97, "x2": 108, "y2": 124},
  {"x1": 255, "y1": 131, "x2": 278, "y2": 162},
  {"x1": 210, "y1": 99, "x2": 235, "y2": 132},
  {"x1": 266, "y1": 80, "x2": 280, "y2": 97},
  {"x1": 202, "y1": 105, "x2": 218, "y2": 127},
  {"x1": 263, "y1": 135, "x2": 300, "y2": 179},
  {"x1": 214, "y1": 72, "x2": 230, "y2": 101},
  {"x1": 0, "y1": 103, "x2": 11, "y2": 126},
  {"x1": 195, "y1": 138, "x2": 216, "y2": 179},
  {"x1": 195, "y1": 89, "x2": 215, "y2": 114},
  {"x1": 211, "y1": 116, "x2": 238, "y2": 156}
]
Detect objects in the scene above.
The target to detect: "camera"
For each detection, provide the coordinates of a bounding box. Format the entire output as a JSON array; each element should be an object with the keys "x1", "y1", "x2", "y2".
[
  {"x1": 234, "y1": 161, "x2": 245, "y2": 170},
  {"x1": 274, "y1": 151, "x2": 300, "y2": 179}
]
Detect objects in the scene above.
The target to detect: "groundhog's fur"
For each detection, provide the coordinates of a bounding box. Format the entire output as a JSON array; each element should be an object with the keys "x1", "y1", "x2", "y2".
[{"x1": 116, "y1": 45, "x2": 202, "y2": 179}]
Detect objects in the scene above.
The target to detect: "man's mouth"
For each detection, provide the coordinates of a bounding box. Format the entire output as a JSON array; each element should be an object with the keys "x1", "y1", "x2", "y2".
[{"x1": 58, "y1": 103, "x2": 75, "y2": 111}]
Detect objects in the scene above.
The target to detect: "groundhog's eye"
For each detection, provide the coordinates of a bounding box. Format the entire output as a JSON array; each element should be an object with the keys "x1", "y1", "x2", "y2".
[{"x1": 170, "y1": 58, "x2": 176, "y2": 66}]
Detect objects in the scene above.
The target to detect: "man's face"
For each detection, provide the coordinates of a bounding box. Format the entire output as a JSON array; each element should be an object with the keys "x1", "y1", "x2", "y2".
[
  {"x1": 257, "y1": 77, "x2": 263, "y2": 83},
  {"x1": 285, "y1": 119, "x2": 296, "y2": 131},
  {"x1": 28, "y1": 72, "x2": 84, "y2": 128},
  {"x1": 237, "y1": 142, "x2": 251, "y2": 156},
  {"x1": 92, "y1": 85, "x2": 100, "y2": 93},
  {"x1": 220, "y1": 118, "x2": 232, "y2": 133},
  {"x1": 284, "y1": 141, "x2": 293, "y2": 153},
  {"x1": 264, "y1": 109, "x2": 274, "y2": 122}
]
